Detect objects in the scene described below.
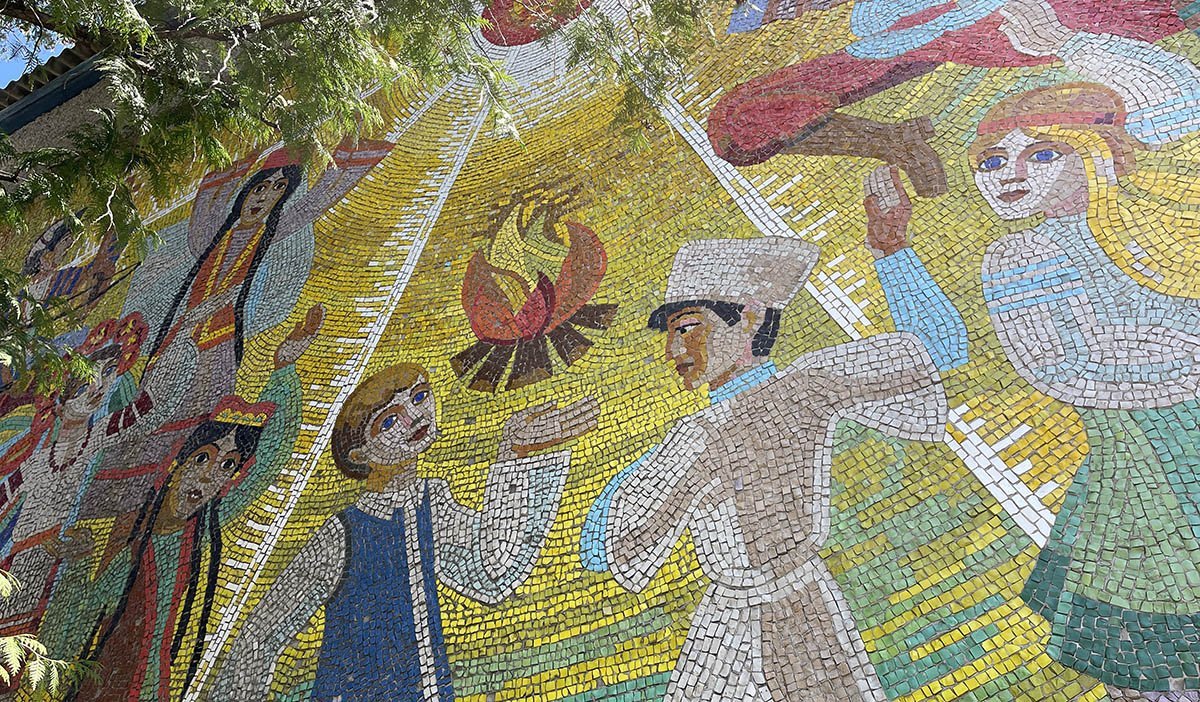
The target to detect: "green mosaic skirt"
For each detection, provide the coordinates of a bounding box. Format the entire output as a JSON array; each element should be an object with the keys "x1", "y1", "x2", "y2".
[{"x1": 1021, "y1": 401, "x2": 1200, "y2": 691}]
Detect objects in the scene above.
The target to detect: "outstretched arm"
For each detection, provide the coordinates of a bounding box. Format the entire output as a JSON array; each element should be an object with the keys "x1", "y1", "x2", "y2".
[
  {"x1": 219, "y1": 305, "x2": 321, "y2": 523},
  {"x1": 784, "y1": 332, "x2": 948, "y2": 441},
  {"x1": 435, "y1": 397, "x2": 595, "y2": 603},
  {"x1": 603, "y1": 417, "x2": 716, "y2": 592},
  {"x1": 275, "y1": 140, "x2": 394, "y2": 237},
  {"x1": 579, "y1": 447, "x2": 653, "y2": 573},
  {"x1": 983, "y1": 231, "x2": 1200, "y2": 408},
  {"x1": 218, "y1": 366, "x2": 301, "y2": 524},
  {"x1": 209, "y1": 517, "x2": 346, "y2": 700},
  {"x1": 431, "y1": 451, "x2": 569, "y2": 605}
]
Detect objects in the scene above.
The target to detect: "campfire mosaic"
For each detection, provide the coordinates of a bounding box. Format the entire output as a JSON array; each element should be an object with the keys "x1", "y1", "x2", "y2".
[{"x1": 3, "y1": 0, "x2": 1200, "y2": 699}]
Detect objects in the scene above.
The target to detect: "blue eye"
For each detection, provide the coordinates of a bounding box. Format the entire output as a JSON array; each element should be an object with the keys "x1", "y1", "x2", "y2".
[
  {"x1": 978, "y1": 155, "x2": 1007, "y2": 172},
  {"x1": 412, "y1": 390, "x2": 428, "y2": 405},
  {"x1": 380, "y1": 414, "x2": 398, "y2": 430},
  {"x1": 1031, "y1": 148, "x2": 1061, "y2": 163}
]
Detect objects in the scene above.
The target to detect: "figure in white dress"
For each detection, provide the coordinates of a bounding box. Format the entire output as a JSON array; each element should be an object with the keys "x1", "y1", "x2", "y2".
[{"x1": 581, "y1": 237, "x2": 948, "y2": 701}]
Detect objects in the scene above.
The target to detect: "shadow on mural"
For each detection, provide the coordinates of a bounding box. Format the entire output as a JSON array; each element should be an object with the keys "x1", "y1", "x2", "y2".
[{"x1": 3, "y1": 0, "x2": 1200, "y2": 699}]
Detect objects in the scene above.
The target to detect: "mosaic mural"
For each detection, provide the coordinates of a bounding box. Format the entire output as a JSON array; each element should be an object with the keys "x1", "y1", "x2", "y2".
[{"x1": 3, "y1": 0, "x2": 1200, "y2": 699}]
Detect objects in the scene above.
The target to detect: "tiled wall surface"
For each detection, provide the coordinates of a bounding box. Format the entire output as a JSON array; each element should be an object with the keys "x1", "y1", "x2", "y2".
[{"x1": 6, "y1": 1, "x2": 1200, "y2": 699}]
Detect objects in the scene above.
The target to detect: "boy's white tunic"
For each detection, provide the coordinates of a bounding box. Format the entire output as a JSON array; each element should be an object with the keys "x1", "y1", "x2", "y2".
[{"x1": 585, "y1": 334, "x2": 947, "y2": 702}]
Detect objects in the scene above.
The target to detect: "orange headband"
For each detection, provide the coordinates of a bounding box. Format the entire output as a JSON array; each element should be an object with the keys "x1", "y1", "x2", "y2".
[{"x1": 978, "y1": 111, "x2": 1121, "y2": 136}]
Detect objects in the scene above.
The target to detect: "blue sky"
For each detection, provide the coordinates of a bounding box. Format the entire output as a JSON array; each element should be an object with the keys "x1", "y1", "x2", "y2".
[{"x1": 0, "y1": 34, "x2": 69, "y2": 87}]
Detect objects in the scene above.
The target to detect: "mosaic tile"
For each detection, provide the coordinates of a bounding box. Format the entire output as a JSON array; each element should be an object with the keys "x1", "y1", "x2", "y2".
[{"x1": 4, "y1": 0, "x2": 1200, "y2": 699}]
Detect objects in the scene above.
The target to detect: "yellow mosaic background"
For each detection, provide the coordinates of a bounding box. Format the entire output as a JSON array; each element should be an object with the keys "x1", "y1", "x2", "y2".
[{"x1": 9, "y1": 2, "x2": 1200, "y2": 700}]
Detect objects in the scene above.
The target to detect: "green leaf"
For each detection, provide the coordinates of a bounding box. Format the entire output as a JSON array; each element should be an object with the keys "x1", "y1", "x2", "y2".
[
  {"x1": 0, "y1": 570, "x2": 19, "y2": 598},
  {"x1": 0, "y1": 635, "x2": 25, "y2": 678}
]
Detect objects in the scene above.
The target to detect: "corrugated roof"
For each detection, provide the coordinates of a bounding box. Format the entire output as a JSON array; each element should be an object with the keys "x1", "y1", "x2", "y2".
[{"x1": 0, "y1": 44, "x2": 96, "y2": 110}]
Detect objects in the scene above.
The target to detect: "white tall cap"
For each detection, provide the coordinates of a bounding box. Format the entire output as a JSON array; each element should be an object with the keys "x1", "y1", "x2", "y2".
[{"x1": 652, "y1": 237, "x2": 819, "y2": 323}]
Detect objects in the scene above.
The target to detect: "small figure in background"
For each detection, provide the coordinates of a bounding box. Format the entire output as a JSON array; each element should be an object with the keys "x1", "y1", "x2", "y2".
[{"x1": 0, "y1": 314, "x2": 145, "y2": 643}]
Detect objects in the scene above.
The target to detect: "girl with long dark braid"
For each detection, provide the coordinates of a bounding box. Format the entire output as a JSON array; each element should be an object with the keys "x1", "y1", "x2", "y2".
[
  {"x1": 70, "y1": 401, "x2": 271, "y2": 702},
  {"x1": 44, "y1": 308, "x2": 321, "y2": 702},
  {"x1": 140, "y1": 161, "x2": 301, "y2": 432}
]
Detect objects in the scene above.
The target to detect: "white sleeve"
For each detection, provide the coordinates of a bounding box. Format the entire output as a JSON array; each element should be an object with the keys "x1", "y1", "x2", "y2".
[
  {"x1": 786, "y1": 332, "x2": 947, "y2": 442},
  {"x1": 606, "y1": 418, "x2": 715, "y2": 593},
  {"x1": 208, "y1": 516, "x2": 346, "y2": 700},
  {"x1": 1059, "y1": 32, "x2": 1200, "y2": 145},
  {"x1": 432, "y1": 451, "x2": 569, "y2": 605}
]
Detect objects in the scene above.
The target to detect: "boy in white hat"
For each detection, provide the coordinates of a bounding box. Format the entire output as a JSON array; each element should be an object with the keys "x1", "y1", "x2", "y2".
[{"x1": 581, "y1": 236, "x2": 948, "y2": 702}]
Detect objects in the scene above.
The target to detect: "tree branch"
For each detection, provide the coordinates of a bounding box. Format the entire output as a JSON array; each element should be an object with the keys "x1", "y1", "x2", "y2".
[
  {"x1": 0, "y1": 0, "x2": 101, "y2": 50},
  {"x1": 159, "y1": 10, "x2": 317, "y2": 40},
  {"x1": 0, "y1": 2, "x2": 316, "y2": 50}
]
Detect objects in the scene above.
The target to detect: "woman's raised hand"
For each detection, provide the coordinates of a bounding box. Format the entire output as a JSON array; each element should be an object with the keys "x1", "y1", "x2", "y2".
[
  {"x1": 274, "y1": 303, "x2": 326, "y2": 369},
  {"x1": 864, "y1": 165, "x2": 913, "y2": 259}
]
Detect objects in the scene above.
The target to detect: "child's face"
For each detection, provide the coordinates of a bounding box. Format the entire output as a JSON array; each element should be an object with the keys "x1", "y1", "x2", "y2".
[
  {"x1": 60, "y1": 352, "x2": 122, "y2": 423},
  {"x1": 972, "y1": 129, "x2": 1087, "y2": 220},
  {"x1": 168, "y1": 434, "x2": 243, "y2": 521},
  {"x1": 352, "y1": 376, "x2": 438, "y2": 467}
]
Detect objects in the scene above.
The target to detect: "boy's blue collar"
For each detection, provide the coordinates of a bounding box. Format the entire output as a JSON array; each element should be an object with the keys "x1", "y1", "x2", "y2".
[{"x1": 709, "y1": 360, "x2": 777, "y2": 404}]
